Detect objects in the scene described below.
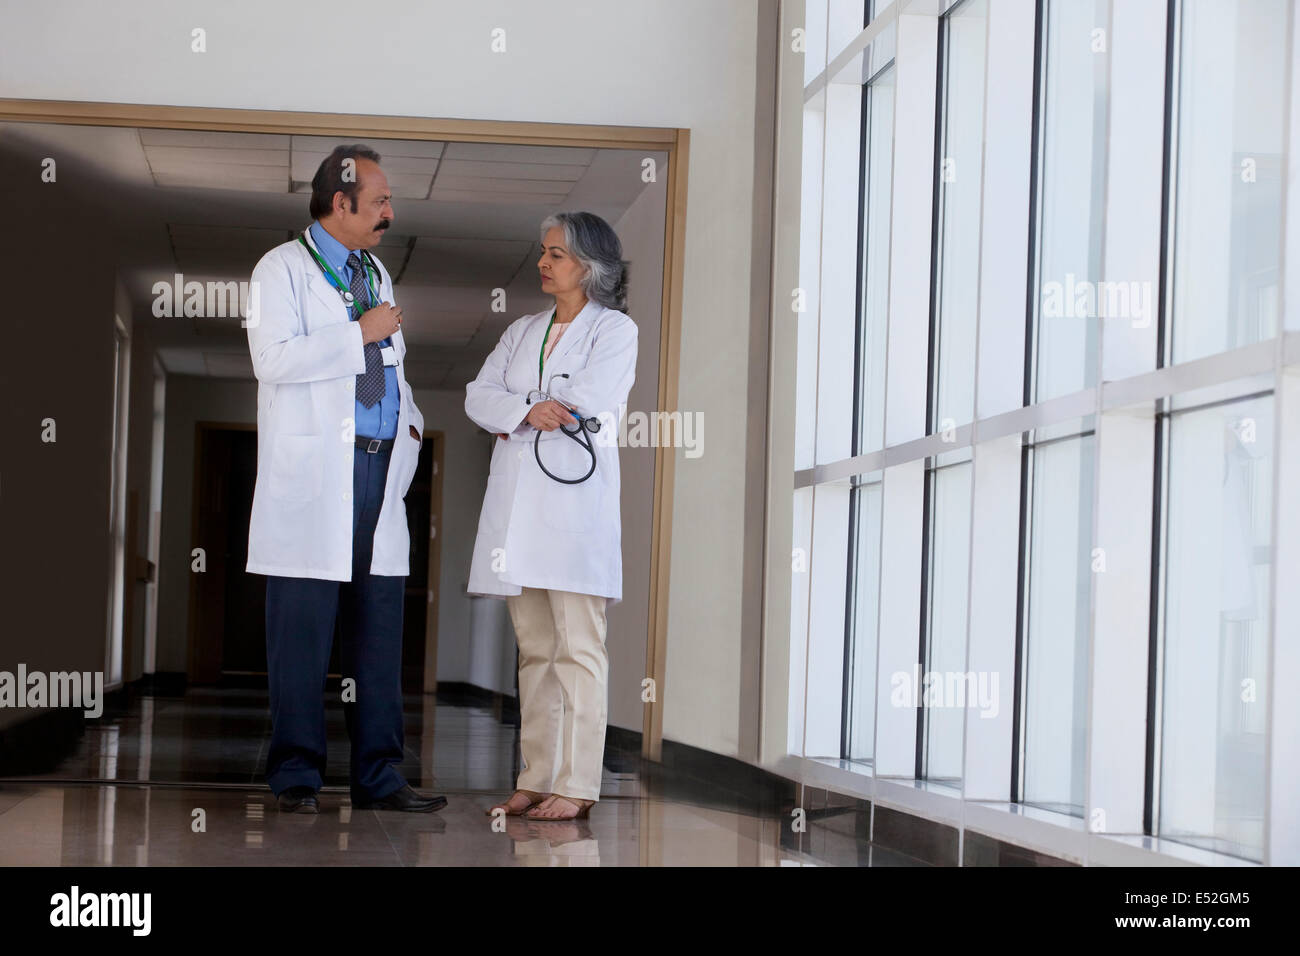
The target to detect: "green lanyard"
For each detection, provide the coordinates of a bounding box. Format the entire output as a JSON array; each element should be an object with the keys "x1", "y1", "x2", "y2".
[
  {"x1": 538, "y1": 308, "x2": 557, "y2": 388},
  {"x1": 298, "y1": 233, "x2": 379, "y2": 315}
]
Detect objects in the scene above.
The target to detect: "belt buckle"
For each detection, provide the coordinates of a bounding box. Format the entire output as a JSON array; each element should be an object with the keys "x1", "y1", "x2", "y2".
[{"x1": 366, "y1": 438, "x2": 382, "y2": 454}]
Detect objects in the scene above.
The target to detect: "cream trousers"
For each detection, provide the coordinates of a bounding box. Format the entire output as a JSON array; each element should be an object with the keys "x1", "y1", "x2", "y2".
[{"x1": 505, "y1": 587, "x2": 609, "y2": 802}]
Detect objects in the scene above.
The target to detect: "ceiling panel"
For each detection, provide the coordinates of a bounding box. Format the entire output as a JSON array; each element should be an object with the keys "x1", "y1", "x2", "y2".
[
  {"x1": 442, "y1": 143, "x2": 596, "y2": 165},
  {"x1": 289, "y1": 154, "x2": 438, "y2": 195},
  {"x1": 156, "y1": 346, "x2": 207, "y2": 376},
  {"x1": 145, "y1": 145, "x2": 288, "y2": 167},
  {"x1": 152, "y1": 164, "x2": 288, "y2": 191},
  {"x1": 390, "y1": 284, "x2": 512, "y2": 313},
  {"x1": 168, "y1": 223, "x2": 287, "y2": 248},
  {"x1": 428, "y1": 187, "x2": 573, "y2": 205},
  {"x1": 139, "y1": 129, "x2": 291, "y2": 149},
  {"x1": 402, "y1": 237, "x2": 533, "y2": 286},
  {"x1": 204, "y1": 352, "x2": 254, "y2": 378},
  {"x1": 169, "y1": 224, "x2": 291, "y2": 275},
  {"x1": 371, "y1": 232, "x2": 413, "y2": 253},
  {"x1": 142, "y1": 129, "x2": 291, "y2": 192},
  {"x1": 435, "y1": 159, "x2": 587, "y2": 182},
  {"x1": 289, "y1": 136, "x2": 444, "y2": 191},
  {"x1": 290, "y1": 135, "x2": 445, "y2": 158},
  {"x1": 433, "y1": 174, "x2": 577, "y2": 196}
]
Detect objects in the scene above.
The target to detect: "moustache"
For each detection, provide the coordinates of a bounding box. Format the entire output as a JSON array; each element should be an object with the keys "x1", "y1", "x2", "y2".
[{"x1": 375, "y1": 219, "x2": 391, "y2": 232}]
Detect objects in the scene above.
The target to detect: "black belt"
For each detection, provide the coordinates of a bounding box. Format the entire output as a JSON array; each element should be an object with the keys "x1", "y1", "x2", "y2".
[{"x1": 355, "y1": 436, "x2": 394, "y2": 453}]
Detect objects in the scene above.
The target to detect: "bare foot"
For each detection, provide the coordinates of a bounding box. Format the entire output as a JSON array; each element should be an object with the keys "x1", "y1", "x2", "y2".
[
  {"x1": 485, "y1": 789, "x2": 549, "y2": 816},
  {"x1": 524, "y1": 794, "x2": 595, "y2": 820}
]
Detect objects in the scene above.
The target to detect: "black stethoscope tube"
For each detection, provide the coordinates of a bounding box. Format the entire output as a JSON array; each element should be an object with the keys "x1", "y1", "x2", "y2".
[
  {"x1": 298, "y1": 233, "x2": 380, "y2": 312},
  {"x1": 526, "y1": 365, "x2": 600, "y2": 484},
  {"x1": 534, "y1": 420, "x2": 597, "y2": 484}
]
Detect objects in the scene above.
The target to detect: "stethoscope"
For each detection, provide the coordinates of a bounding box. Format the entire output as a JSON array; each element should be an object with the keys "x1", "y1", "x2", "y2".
[
  {"x1": 525, "y1": 310, "x2": 602, "y2": 484},
  {"x1": 298, "y1": 232, "x2": 381, "y2": 316}
]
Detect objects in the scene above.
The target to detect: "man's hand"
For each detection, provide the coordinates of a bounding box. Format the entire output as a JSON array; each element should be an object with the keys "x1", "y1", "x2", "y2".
[
  {"x1": 526, "y1": 400, "x2": 577, "y2": 432},
  {"x1": 359, "y1": 302, "x2": 402, "y2": 344},
  {"x1": 409, "y1": 424, "x2": 420, "y2": 442}
]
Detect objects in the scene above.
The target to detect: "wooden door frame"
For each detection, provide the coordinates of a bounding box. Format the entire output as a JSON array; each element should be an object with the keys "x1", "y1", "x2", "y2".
[{"x1": 0, "y1": 99, "x2": 686, "y2": 760}]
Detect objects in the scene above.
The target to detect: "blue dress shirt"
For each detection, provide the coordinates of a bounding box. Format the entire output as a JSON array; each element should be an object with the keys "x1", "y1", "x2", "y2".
[{"x1": 308, "y1": 220, "x2": 400, "y2": 440}]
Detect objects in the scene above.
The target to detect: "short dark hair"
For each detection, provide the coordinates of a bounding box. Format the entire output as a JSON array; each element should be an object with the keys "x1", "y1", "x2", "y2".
[{"x1": 309, "y1": 144, "x2": 382, "y2": 219}]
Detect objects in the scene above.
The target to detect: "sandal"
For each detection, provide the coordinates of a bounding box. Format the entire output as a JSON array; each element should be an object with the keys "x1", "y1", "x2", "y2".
[
  {"x1": 524, "y1": 795, "x2": 595, "y2": 821},
  {"x1": 485, "y1": 789, "x2": 550, "y2": 816}
]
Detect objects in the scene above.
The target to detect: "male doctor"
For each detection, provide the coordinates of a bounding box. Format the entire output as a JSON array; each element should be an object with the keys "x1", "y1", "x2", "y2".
[{"x1": 245, "y1": 144, "x2": 444, "y2": 814}]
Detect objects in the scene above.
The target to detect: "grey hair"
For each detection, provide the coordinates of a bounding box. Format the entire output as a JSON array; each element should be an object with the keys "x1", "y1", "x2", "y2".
[{"x1": 539, "y1": 211, "x2": 629, "y2": 312}]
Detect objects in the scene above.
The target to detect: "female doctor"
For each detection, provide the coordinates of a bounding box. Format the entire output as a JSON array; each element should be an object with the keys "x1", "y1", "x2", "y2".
[{"x1": 464, "y1": 211, "x2": 637, "y2": 822}]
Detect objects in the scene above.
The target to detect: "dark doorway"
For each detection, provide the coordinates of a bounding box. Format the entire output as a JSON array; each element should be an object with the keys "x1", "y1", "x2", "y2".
[
  {"x1": 402, "y1": 433, "x2": 440, "y2": 692},
  {"x1": 190, "y1": 423, "x2": 436, "y2": 693}
]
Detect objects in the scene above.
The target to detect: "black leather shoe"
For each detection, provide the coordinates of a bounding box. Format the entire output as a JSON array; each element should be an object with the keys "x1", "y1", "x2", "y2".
[
  {"x1": 353, "y1": 784, "x2": 447, "y2": 813},
  {"x1": 277, "y1": 786, "x2": 319, "y2": 814}
]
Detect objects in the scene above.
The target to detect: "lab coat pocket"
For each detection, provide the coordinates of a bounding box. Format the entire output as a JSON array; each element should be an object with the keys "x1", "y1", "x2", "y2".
[
  {"x1": 397, "y1": 440, "x2": 420, "y2": 500},
  {"x1": 538, "y1": 437, "x2": 603, "y2": 533},
  {"x1": 481, "y1": 473, "x2": 511, "y2": 532},
  {"x1": 268, "y1": 434, "x2": 323, "y2": 501}
]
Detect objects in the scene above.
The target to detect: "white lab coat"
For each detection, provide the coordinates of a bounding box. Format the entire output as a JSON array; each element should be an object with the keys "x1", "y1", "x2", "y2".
[
  {"x1": 244, "y1": 226, "x2": 425, "y2": 581},
  {"x1": 464, "y1": 300, "x2": 637, "y2": 602}
]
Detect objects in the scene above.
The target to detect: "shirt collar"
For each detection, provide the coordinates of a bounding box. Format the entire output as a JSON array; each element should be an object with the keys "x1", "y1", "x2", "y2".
[{"x1": 308, "y1": 220, "x2": 358, "y2": 275}]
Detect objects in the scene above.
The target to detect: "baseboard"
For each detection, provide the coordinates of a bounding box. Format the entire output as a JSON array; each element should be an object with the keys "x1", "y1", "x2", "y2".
[
  {"x1": 132, "y1": 671, "x2": 189, "y2": 697},
  {"x1": 434, "y1": 681, "x2": 520, "y2": 722},
  {"x1": 618, "y1": 733, "x2": 1073, "y2": 866},
  {"x1": 0, "y1": 706, "x2": 84, "y2": 776},
  {"x1": 0, "y1": 671, "x2": 168, "y2": 775},
  {"x1": 962, "y1": 828, "x2": 1078, "y2": 866},
  {"x1": 604, "y1": 724, "x2": 640, "y2": 753}
]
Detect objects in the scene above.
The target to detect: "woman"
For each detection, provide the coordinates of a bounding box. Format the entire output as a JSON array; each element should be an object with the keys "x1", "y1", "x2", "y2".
[{"x1": 464, "y1": 211, "x2": 637, "y2": 821}]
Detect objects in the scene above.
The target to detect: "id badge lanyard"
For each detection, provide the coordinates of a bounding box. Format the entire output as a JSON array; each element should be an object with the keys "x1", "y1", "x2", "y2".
[
  {"x1": 298, "y1": 233, "x2": 380, "y2": 316},
  {"x1": 532, "y1": 308, "x2": 596, "y2": 484},
  {"x1": 299, "y1": 232, "x2": 397, "y2": 367},
  {"x1": 538, "y1": 308, "x2": 556, "y2": 389}
]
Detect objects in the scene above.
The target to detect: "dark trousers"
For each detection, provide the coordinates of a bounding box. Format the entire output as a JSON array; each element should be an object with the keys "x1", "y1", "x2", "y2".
[{"x1": 264, "y1": 445, "x2": 406, "y2": 801}]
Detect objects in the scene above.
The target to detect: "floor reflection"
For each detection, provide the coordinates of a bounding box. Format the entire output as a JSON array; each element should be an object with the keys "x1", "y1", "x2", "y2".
[{"x1": 0, "y1": 688, "x2": 921, "y2": 866}]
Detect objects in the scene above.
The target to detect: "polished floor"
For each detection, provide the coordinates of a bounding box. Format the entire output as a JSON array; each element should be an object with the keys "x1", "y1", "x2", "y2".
[{"x1": 0, "y1": 687, "x2": 925, "y2": 866}]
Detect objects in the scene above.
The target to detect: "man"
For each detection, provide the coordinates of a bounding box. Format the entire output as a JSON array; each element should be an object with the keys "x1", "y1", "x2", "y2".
[{"x1": 245, "y1": 144, "x2": 444, "y2": 814}]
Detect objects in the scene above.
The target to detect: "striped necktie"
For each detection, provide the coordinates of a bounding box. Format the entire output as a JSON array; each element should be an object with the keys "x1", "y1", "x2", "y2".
[{"x1": 348, "y1": 252, "x2": 386, "y2": 408}]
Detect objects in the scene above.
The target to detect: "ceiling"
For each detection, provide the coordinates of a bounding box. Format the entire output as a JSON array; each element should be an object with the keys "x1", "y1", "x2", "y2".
[{"x1": 0, "y1": 122, "x2": 664, "y2": 390}]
